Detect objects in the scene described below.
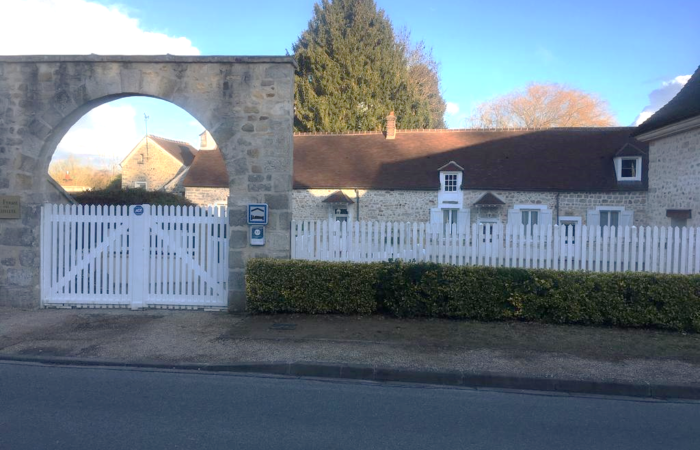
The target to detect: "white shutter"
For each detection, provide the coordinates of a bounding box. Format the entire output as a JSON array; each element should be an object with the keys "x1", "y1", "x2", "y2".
[
  {"x1": 539, "y1": 210, "x2": 553, "y2": 227},
  {"x1": 507, "y1": 209, "x2": 521, "y2": 226},
  {"x1": 619, "y1": 210, "x2": 633, "y2": 227},
  {"x1": 430, "y1": 208, "x2": 443, "y2": 224},
  {"x1": 457, "y1": 208, "x2": 471, "y2": 233},
  {"x1": 587, "y1": 210, "x2": 600, "y2": 228}
]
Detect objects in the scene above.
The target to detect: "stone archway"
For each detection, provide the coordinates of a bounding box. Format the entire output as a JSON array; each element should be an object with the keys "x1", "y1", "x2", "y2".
[{"x1": 0, "y1": 55, "x2": 295, "y2": 310}]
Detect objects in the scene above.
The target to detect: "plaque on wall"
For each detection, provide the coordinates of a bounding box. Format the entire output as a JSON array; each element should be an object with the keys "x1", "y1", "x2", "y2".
[{"x1": 0, "y1": 196, "x2": 20, "y2": 219}]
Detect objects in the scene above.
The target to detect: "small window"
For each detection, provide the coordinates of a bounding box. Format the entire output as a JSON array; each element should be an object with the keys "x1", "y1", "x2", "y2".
[
  {"x1": 138, "y1": 154, "x2": 145, "y2": 164},
  {"x1": 621, "y1": 159, "x2": 637, "y2": 178},
  {"x1": 600, "y1": 210, "x2": 620, "y2": 229},
  {"x1": 333, "y1": 207, "x2": 349, "y2": 223},
  {"x1": 615, "y1": 157, "x2": 642, "y2": 181},
  {"x1": 134, "y1": 181, "x2": 148, "y2": 189},
  {"x1": 521, "y1": 210, "x2": 538, "y2": 235},
  {"x1": 444, "y1": 174, "x2": 458, "y2": 192},
  {"x1": 442, "y1": 209, "x2": 459, "y2": 233}
]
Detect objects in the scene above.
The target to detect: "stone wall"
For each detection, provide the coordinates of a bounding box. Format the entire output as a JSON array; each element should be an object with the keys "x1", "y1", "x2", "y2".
[
  {"x1": 0, "y1": 55, "x2": 295, "y2": 310},
  {"x1": 185, "y1": 187, "x2": 229, "y2": 207},
  {"x1": 293, "y1": 188, "x2": 648, "y2": 226},
  {"x1": 646, "y1": 127, "x2": 700, "y2": 227},
  {"x1": 121, "y1": 138, "x2": 184, "y2": 190}
]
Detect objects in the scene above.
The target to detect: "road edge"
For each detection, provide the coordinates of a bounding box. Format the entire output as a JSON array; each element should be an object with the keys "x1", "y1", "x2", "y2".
[{"x1": 1, "y1": 355, "x2": 698, "y2": 400}]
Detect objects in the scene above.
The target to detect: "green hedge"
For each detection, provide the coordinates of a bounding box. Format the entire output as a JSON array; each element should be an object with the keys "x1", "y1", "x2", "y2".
[
  {"x1": 73, "y1": 187, "x2": 193, "y2": 206},
  {"x1": 246, "y1": 259, "x2": 700, "y2": 332}
]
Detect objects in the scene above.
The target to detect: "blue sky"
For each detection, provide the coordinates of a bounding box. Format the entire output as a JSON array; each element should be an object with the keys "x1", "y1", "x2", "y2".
[{"x1": 1, "y1": 0, "x2": 699, "y2": 165}]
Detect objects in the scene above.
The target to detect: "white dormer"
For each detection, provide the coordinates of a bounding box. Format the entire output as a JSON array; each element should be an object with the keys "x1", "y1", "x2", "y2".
[
  {"x1": 613, "y1": 143, "x2": 645, "y2": 182},
  {"x1": 614, "y1": 156, "x2": 642, "y2": 181},
  {"x1": 437, "y1": 161, "x2": 464, "y2": 209}
]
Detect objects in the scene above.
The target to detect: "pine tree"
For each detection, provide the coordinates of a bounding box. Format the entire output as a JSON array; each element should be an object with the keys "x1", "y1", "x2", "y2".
[{"x1": 293, "y1": 0, "x2": 444, "y2": 132}]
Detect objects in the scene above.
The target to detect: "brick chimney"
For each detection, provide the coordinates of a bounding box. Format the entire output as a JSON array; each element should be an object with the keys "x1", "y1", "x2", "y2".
[
  {"x1": 199, "y1": 130, "x2": 217, "y2": 150},
  {"x1": 385, "y1": 111, "x2": 396, "y2": 140}
]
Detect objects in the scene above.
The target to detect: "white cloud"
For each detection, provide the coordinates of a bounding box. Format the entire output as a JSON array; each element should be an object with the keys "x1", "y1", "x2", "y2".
[
  {"x1": 54, "y1": 102, "x2": 140, "y2": 164},
  {"x1": 633, "y1": 75, "x2": 692, "y2": 126},
  {"x1": 445, "y1": 102, "x2": 460, "y2": 115},
  {"x1": 0, "y1": 0, "x2": 199, "y2": 55}
]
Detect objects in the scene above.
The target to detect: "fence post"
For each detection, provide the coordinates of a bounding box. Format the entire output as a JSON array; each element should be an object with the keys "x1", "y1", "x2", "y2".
[{"x1": 129, "y1": 204, "x2": 149, "y2": 310}]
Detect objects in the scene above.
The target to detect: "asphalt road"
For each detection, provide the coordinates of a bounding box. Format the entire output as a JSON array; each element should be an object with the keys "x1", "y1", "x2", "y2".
[{"x1": 1, "y1": 362, "x2": 699, "y2": 450}]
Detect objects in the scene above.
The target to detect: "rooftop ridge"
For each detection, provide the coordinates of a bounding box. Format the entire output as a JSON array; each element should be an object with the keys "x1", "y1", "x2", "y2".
[
  {"x1": 293, "y1": 126, "x2": 635, "y2": 136},
  {"x1": 148, "y1": 134, "x2": 197, "y2": 148}
]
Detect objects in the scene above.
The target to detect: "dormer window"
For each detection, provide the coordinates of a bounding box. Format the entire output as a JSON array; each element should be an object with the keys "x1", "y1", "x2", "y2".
[
  {"x1": 444, "y1": 173, "x2": 458, "y2": 192},
  {"x1": 437, "y1": 161, "x2": 464, "y2": 210},
  {"x1": 614, "y1": 156, "x2": 642, "y2": 181}
]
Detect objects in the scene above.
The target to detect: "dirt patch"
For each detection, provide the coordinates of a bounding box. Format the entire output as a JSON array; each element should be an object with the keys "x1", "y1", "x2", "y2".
[{"x1": 223, "y1": 314, "x2": 700, "y2": 364}]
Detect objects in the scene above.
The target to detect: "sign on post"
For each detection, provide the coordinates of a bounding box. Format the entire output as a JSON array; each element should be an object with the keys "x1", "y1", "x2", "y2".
[{"x1": 247, "y1": 204, "x2": 268, "y2": 225}]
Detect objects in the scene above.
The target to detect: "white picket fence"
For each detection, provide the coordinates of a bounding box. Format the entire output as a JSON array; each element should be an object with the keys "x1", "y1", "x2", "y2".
[
  {"x1": 292, "y1": 220, "x2": 700, "y2": 274},
  {"x1": 41, "y1": 204, "x2": 229, "y2": 309}
]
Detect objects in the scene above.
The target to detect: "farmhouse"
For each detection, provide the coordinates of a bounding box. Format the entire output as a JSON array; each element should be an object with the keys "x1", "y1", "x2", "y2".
[{"x1": 120, "y1": 134, "x2": 197, "y2": 191}]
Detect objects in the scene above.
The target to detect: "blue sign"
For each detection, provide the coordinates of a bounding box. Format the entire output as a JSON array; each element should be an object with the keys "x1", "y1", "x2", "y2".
[
  {"x1": 248, "y1": 204, "x2": 268, "y2": 225},
  {"x1": 250, "y1": 226, "x2": 265, "y2": 246},
  {"x1": 134, "y1": 205, "x2": 144, "y2": 216}
]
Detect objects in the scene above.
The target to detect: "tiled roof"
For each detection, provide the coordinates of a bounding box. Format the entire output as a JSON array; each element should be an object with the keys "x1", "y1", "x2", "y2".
[
  {"x1": 474, "y1": 192, "x2": 505, "y2": 206},
  {"x1": 149, "y1": 135, "x2": 197, "y2": 166},
  {"x1": 182, "y1": 149, "x2": 229, "y2": 187},
  {"x1": 293, "y1": 128, "x2": 648, "y2": 192},
  {"x1": 633, "y1": 65, "x2": 700, "y2": 136},
  {"x1": 322, "y1": 191, "x2": 355, "y2": 204}
]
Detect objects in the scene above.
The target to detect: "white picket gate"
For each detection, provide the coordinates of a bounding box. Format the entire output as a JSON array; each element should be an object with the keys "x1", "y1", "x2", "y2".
[
  {"x1": 292, "y1": 220, "x2": 700, "y2": 274},
  {"x1": 41, "y1": 204, "x2": 229, "y2": 309}
]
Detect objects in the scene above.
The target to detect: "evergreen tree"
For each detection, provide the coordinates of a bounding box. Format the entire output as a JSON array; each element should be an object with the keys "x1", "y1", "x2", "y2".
[{"x1": 293, "y1": 0, "x2": 444, "y2": 132}]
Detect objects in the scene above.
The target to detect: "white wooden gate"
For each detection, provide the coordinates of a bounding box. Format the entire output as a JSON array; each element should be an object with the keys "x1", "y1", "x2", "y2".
[{"x1": 41, "y1": 204, "x2": 229, "y2": 309}]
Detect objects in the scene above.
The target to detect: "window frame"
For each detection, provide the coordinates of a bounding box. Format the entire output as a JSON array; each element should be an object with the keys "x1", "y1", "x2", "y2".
[
  {"x1": 134, "y1": 181, "x2": 148, "y2": 189},
  {"x1": 614, "y1": 156, "x2": 642, "y2": 182},
  {"x1": 558, "y1": 216, "x2": 582, "y2": 244}
]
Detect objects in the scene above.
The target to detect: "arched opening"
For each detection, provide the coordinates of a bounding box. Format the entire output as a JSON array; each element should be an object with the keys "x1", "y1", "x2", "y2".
[
  {"x1": 0, "y1": 56, "x2": 295, "y2": 311},
  {"x1": 47, "y1": 97, "x2": 230, "y2": 208}
]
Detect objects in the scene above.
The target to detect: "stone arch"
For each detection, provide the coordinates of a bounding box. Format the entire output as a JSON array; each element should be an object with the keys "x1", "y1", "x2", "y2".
[{"x1": 0, "y1": 55, "x2": 296, "y2": 310}]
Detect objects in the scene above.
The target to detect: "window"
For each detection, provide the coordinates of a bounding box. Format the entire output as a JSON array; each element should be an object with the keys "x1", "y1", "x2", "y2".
[
  {"x1": 614, "y1": 157, "x2": 642, "y2": 181},
  {"x1": 138, "y1": 154, "x2": 145, "y2": 164},
  {"x1": 600, "y1": 210, "x2": 620, "y2": 229},
  {"x1": 333, "y1": 207, "x2": 349, "y2": 223},
  {"x1": 444, "y1": 174, "x2": 458, "y2": 192},
  {"x1": 621, "y1": 159, "x2": 637, "y2": 178},
  {"x1": 559, "y1": 217, "x2": 582, "y2": 244},
  {"x1": 521, "y1": 210, "x2": 539, "y2": 234},
  {"x1": 478, "y1": 218, "x2": 499, "y2": 243},
  {"x1": 134, "y1": 181, "x2": 147, "y2": 189},
  {"x1": 443, "y1": 209, "x2": 458, "y2": 232}
]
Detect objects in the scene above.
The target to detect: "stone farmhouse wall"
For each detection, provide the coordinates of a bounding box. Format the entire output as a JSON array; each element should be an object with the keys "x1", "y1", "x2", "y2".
[
  {"x1": 185, "y1": 187, "x2": 229, "y2": 207},
  {"x1": 121, "y1": 139, "x2": 185, "y2": 191},
  {"x1": 293, "y1": 188, "x2": 648, "y2": 226},
  {"x1": 646, "y1": 127, "x2": 700, "y2": 227}
]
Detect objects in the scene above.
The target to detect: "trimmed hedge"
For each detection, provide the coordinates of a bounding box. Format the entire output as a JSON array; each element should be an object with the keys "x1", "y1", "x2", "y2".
[
  {"x1": 73, "y1": 187, "x2": 193, "y2": 206},
  {"x1": 246, "y1": 259, "x2": 700, "y2": 332}
]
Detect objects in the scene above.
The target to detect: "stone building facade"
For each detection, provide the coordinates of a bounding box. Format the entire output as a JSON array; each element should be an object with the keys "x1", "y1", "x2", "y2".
[
  {"x1": 292, "y1": 126, "x2": 650, "y2": 231},
  {"x1": 121, "y1": 135, "x2": 196, "y2": 191},
  {"x1": 633, "y1": 64, "x2": 700, "y2": 229}
]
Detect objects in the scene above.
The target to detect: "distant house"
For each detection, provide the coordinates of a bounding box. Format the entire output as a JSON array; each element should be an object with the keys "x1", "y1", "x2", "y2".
[
  {"x1": 181, "y1": 131, "x2": 229, "y2": 207},
  {"x1": 120, "y1": 135, "x2": 197, "y2": 191},
  {"x1": 633, "y1": 65, "x2": 700, "y2": 228}
]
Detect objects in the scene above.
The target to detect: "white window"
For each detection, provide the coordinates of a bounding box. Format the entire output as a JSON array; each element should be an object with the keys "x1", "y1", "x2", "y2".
[
  {"x1": 333, "y1": 207, "x2": 349, "y2": 223},
  {"x1": 438, "y1": 171, "x2": 463, "y2": 209},
  {"x1": 614, "y1": 157, "x2": 642, "y2": 181},
  {"x1": 558, "y1": 216, "x2": 582, "y2": 244},
  {"x1": 478, "y1": 218, "x2": 500, "y2": 243},
  {"x1": 444, "y1": 174, "x2": 458, "y2": 192},
  {"x1": 508, "y1": 205, "x2": 551, "y2": 235},
  {"x1": 587, "y1": 207, "x2": 633, "y2": 233},
  {"x1": 134, "y1": 181, "x2": 148, "y2": 189},
  {"x1": 430, "y1": 207, "x2": 470, "y2": 233}
]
